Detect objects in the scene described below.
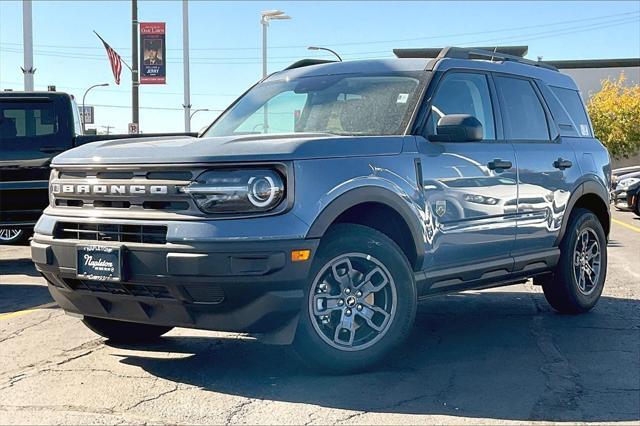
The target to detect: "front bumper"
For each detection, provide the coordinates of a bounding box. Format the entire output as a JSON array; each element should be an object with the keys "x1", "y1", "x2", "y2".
[{"x1": 32, "y1": 228, "x2": 319, "y2": 344}]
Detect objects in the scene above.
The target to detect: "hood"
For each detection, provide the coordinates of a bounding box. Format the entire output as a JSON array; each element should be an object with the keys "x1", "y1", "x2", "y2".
[{"x1": 52, "y1": 133, "x2": 404, "y2": 166}]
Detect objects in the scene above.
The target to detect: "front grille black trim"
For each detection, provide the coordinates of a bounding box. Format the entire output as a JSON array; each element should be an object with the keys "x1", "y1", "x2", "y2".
[
  {"x1": 66, "y1": 278, "x2": 175, "y2": 300},
  {"x1": 55, "y1": 222, "x2": 167, "y2": 244}
]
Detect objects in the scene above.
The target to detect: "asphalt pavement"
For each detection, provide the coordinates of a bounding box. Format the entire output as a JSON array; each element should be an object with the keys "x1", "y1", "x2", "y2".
[{"x1": 0, "y1": 209, "x2": 638, "y2": 425}]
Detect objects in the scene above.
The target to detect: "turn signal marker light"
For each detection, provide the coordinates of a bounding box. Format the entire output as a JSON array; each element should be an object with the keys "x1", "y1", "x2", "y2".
[{"x1": 291, "y1": 250, "x2": 311, "y2": 262}]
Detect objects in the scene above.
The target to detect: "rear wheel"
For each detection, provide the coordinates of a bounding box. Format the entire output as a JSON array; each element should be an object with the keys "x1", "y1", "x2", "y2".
[
  {"x1": 294, "y1": 224, "x2": 416, "y2": 373},
  {"x1": 0, "y1": 228, "x2": 25, "y2": 245},
  {"x1": 542, "y1": 208, "x2": 607, "y2": 313},
  {"x1": 82, "y1": 316, "x2": 173, "y2": 343}
]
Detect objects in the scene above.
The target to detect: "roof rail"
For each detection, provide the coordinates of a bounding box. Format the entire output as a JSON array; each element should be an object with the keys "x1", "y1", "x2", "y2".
[
  {"x1": 284, "y1": 58, "x2": 337, "y2": 70},
  {"x1": 393, "y1": 46, "x2": 558, "y2": 72}
]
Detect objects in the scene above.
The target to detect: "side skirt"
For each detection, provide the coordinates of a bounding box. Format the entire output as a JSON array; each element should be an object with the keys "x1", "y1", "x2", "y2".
[{"x1": 415, "y1": 248, "x2": 560, "y2": 298}]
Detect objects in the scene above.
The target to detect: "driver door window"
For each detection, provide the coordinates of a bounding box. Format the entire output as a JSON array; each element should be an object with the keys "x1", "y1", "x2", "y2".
[{"x1": 427, "y1": 72, "x2": 496, "y2": 140}]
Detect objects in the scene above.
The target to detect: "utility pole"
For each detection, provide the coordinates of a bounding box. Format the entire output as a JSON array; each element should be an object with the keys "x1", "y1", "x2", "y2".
[
  {"x1": 131, "y1": 0, "x2": 139, "y2": 131},
  {"x1": 182, "y1": 0, "x2": 191, "y2": 132},
  {"x1": 22, "y1": 0, "x2": 35, "y2": 91}
]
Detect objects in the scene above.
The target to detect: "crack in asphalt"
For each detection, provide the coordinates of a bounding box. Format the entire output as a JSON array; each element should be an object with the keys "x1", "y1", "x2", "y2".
[
  {"x1": 0, "y1": 403, "x2": 172, "y2": 425},
  {"x1": 529, "y1": 296, "x2": 584, "y2": 422},
  {"x1": 225, "y1": 398, "x2": 259, "y2": 424},
  {"x1": 124, "y1": 383, "x2": 181, "y2": 412},
  {"x1": 0, "y1": 311, "x2": 60, "y2": 343}
]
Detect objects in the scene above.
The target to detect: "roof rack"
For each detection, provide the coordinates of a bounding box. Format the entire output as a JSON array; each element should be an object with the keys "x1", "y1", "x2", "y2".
[
  {"x1": 393, "y1": 46, "x2": 558, "y2": 72},
  {"x1": 284, "y1": 58, "x2": 337, "y2": 70}
]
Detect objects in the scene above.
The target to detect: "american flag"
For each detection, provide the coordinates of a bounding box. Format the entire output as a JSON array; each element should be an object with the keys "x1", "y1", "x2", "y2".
[{"x1": 95, "y1": 32, "x2": 122, "y2": 85}]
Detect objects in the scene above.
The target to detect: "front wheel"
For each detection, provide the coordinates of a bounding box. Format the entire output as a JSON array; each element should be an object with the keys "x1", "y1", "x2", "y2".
[
  {"x1": 294, "y1": 224, "x2": 417, "y2": 373},
  {"x1": 82, "y1": 316, "x2": 173, "y2": 343},
  {"x1": 0, "y1": 228, "x2": 25, "y2": 245},
  {"x1": 542, "y1": 208, "x2": 607, "y2": 314}
]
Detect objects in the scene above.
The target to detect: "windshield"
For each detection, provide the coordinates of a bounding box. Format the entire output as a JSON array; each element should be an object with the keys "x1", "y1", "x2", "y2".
[{"x1": 204, "y1": 72, "x2": 424, "y2": 137}]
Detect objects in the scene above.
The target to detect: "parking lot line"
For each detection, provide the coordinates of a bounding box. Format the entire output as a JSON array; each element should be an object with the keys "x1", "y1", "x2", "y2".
[
  {"x1": 612, "y1": 218, "x2": 640, "y2": 233},
  {"x1": 0, "y1": 302, "x2": 58, "y2": 321}
]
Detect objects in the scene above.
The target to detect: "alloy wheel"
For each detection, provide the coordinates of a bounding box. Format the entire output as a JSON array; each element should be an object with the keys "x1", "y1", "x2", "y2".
[
  {"x1": 0, "y1": 228, "x2": 23, "y2": 243},
  {"x1": 309, "y1": 253, "x2": 397, "y2": 351},
  {"x1": 573, "y1": 228, "x2": 601, "y2": 296}
]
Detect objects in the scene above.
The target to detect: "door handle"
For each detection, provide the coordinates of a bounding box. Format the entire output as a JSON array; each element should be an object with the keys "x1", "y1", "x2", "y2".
[
  {"x1": 553, "y1": 158, "x2": 573, "y2": 170},
  {"x1": 487, "y1": 159, "x2": 513, "y2": 171},
  {"x1": 40, "y1": 146, "x2": 65, "y2": 153}
]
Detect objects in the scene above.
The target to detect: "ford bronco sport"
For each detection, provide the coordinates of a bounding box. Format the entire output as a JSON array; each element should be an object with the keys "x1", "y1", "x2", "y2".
[{"x1": 31, "y1": 47, "x2": 611, "y2": 372}]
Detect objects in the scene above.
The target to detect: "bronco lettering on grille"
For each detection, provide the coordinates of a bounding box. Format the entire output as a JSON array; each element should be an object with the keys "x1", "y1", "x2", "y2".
[{"x1": 51, "y1": 183, "x2": 168, "y2": 195}]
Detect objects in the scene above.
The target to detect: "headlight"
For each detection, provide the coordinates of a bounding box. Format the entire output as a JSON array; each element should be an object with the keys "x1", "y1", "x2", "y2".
[
  {"x1": 463, "y1": 194, "x2": 499, "y2": 205},
  {"x1": 49, "y1": 169, "x2": 57, "y2": 207},
  {"x1": 184, "y1": 169, "x2": 285, "y2": 214},
  {"x1": 618, "y1": 178, "x2": 640, "y2": 189}
]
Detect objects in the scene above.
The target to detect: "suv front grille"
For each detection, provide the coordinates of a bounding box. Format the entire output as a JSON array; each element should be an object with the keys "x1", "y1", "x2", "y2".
[
  {"x1": 51, "y1": 168, "x2": 196, "y2": 213},
  {"x1": 54, "y1": 222, "x2": 167, "y2": 244}
]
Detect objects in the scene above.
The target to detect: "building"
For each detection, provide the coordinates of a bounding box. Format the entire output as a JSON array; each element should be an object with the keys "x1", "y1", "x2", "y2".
[{"x1": 546, "y1": 58, "x2": 640, "y2": 100}]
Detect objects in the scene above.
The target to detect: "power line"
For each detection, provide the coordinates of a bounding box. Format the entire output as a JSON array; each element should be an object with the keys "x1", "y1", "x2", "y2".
[
  {"x1": 90, "y1": 103, "x2": 223, "y2": 111},
  {"x1": 0, "y1": 10, "x2": 637, "y2": 53},
  {"x1": 1, "y1": 14, "x2": 637, "y2": 66}
]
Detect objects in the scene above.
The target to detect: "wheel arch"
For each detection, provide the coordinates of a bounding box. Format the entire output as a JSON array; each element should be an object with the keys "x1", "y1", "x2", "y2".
[
  {"x1": 306, "y1": 187, "x2": 424, "y2": 271},
  {"x1": 556, "y1": 180, "x2": 611, "y2": 246}
]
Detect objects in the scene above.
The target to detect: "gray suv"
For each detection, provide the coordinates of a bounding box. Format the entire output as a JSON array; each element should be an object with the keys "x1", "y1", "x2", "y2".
[{"x1": 31, "y1": 47, "x2": 611, "y2": 372}]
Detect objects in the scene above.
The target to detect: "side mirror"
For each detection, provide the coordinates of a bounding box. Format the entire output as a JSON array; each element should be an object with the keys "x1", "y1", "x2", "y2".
[{"x1": 428, "y1": 114, "x2": 483, "y2": 142}]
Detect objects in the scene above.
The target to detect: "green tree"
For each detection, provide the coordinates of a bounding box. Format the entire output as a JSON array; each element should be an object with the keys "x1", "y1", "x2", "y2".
[{"x1": 587, "y1": 75, "x2": 640, "y2": 159}]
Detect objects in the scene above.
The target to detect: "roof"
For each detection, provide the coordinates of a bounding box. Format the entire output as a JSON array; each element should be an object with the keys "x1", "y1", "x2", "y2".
[
  {"x1": 272, "y1": 54, "x2": 577, "y2": 90},
  {"x1": 544, "y1": 58, "x2": 640, "y2": 69},
  {"x1": 267, "y1": 58, "x2": 432, "y2": 81},
  {"x1": 394, "y1": 45, "x2": 529, "y2": 59}
]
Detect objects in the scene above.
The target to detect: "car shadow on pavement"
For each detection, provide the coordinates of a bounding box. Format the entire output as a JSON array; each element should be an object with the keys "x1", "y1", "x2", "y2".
[
  {"x1": 0, "y1": 284, "x2": 54, "y2": 313},
  {"x1": 0, "y1": 257, "x2": 41, "y2": 278},
  {"x1": 115, "y1": 292, "x2": 640, "y2": 422}
]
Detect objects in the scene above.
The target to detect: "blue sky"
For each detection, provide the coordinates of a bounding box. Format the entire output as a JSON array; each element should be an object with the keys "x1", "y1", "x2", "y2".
[{"x1": 1, "y1": 0, "x2": 639, "y2": 134}]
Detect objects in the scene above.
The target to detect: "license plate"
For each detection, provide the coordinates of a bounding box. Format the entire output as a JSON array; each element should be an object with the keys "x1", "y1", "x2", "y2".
[{"x1": 76, "y1": 245, "x2": 122, "y2": 282}]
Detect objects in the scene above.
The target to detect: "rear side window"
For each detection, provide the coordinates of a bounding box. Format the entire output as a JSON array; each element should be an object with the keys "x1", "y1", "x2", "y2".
[
  {"x1": 550, "y1": 86, "x2": 592, "y2": 137},
  {"x1": 0, "y1": 101, "x2": 58, "y2": 139},
  {"x1": 495, "y1": 76, "x2": 550, "y2": 141}
]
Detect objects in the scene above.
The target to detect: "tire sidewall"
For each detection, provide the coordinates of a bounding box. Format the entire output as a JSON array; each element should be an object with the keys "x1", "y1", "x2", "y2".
[
  {"x1": 559, "y1": 210, "x2": 607, "y2": 310},
  {"x1": 294, "y1": 224, "x2": 416, "y2": 371}
]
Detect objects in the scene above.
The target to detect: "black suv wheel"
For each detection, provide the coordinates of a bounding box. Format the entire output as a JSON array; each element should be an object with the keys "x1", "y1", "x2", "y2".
[
  {"x1": 542, "y1": 208, "x2": 607, "y2": 313},
  {"x1": 82, "y1": 317, "x2": 173, "y2": 343},
  {"x1": 294, "y1": 224, "x2": 417, "y2": 373},
  {"x1": 0, "y1": 228, "x2": 26, "y2": 245}
]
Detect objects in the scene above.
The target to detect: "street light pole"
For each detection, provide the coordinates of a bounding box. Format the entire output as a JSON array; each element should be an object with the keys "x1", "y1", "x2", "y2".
[
  {"x1": 260, "y1": 10, "x2": 290, "y2": 133},
  {"x1": 307, "y1": 46, "x2": 342, "y2": 62},
  {"x1": 82, "y1": 83, "x2": 108, "y2": 133},
  {"x1": 131, "y1": 0, "x2": 139, "y2": 131},
  {"x1": 22, "y1": 0, "x2": 35, "y2": 91},
  {"x1": 190, "y1": 108, "x2": 211, "y2": 120},
  {"x1": 182, "y1": 0, "x2": 191, "y2": 132}
]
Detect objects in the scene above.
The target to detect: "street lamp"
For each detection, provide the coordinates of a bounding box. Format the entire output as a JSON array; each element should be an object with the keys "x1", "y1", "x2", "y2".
[
  {"x1": 82, "y1": 83, "x2": 108, "y2": 133},
  {"x1": 190, "y1": 108, "x2": 211, "y2": 120},
  {"x1": 260, "y1": 10, "x2": 291, "y2": 78},
  {"x1": 260, "y1": 10, "x2": 290, "y2": 134},
  {"x1": 307, "y1": 46, "x2": 342, "y2": 62}
]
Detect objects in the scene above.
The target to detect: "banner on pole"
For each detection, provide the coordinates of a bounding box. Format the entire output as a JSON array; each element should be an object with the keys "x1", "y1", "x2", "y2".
[
  {"x1": 79, "y1": 106, "x2": 94, "y2": 125},
  {"x1": 140, "y1": 22, "x2": 166, "y2": 84}
]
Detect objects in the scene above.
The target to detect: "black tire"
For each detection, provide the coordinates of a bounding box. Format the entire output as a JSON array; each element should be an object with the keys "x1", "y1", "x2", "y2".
[
  {"x1": 0, "y1": 228, "x2": 26, "y2": 245},
  {"x1": 82, "y1": 316, "x2": 172, "y2": 343},
  {"x1": 542, "y1": 208, "x2": 607, "y2": 314},
  {"x1": 294, "y1": 224, "x2": 417, "y2": 373}
]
